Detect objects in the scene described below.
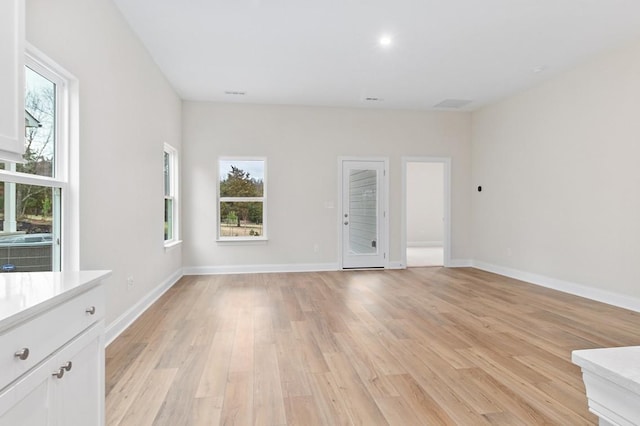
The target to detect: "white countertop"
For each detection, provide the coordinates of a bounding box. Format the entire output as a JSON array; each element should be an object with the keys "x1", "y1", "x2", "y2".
[
  {"x1": 0, "y1": 270, "x2": 111, "y2": 333},
  {"x1": 572, "y1": 346, "x2": 640, "y2": 395}
]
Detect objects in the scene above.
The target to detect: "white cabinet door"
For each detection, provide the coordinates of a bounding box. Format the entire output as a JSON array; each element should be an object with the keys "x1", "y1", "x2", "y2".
[
  {"x1": 0, "y1": 379, "x2": 50, "y2": 426},
  {"x1": 0, "y1": 323, "x2": 104, "y2": 426},
  {"x1": 52, "y1": 329, "x2": 104, "y2": 426},
  {"x1": 0, "y1": 0, "x2": 25, "y2": 162}
]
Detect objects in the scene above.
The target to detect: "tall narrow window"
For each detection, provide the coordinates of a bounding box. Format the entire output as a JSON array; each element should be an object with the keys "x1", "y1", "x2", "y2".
[
  {"x1": 218, "y1": 158, "x2": 266, "y2": 240},
  {"x1": 164, "y1": 143, "x2": 179, "y2": 246},
  {"x1": 0, "y1": 50, "x2": 71, "y2": 272}
]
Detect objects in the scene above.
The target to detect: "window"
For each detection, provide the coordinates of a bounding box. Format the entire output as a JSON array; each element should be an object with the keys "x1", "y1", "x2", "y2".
[
  {"x1": 0, "y1": 48, "x2": 73, "y2": 272},
  {"x1": 164, "y1": 143, "x2": 179, "y2": 246},
  {"x1": 218, "y1": 158, "x2": 266, "y2": 240}
]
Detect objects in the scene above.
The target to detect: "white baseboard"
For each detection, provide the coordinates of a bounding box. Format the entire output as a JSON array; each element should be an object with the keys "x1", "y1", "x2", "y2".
[
  {"x1": 407, "y1": 241, "x2": 443, "y2": 248},
  {"x1": 473, "y1": 260, "x2": 640, "y2": 313},
  {"x1": 447, "y1": 259, "x2": 473, "y2": 267},
  {"x1": 105, "y1": 268, "x2": 183, "y2": 346},
  {"x1": 183, "y1": 263, "x2": 340, "y2": 275},
  {"x1": 388, "y1": 261, "x2": 405, "y2": 269}
]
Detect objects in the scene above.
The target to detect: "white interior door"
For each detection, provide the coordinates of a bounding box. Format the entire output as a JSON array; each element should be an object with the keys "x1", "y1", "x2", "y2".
[{"x1": 341, "y1": 160, "x2": 386, "y2": 268}]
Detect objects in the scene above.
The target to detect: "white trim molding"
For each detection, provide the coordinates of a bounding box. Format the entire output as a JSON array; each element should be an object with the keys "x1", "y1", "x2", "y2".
[
  {"x1": 473, "y1": 260, "x2": 640, "y2": 313},
  {"x1": 105, "y1": 268, "x2": 183, "y2": 346},
  {"x1": 448, "y1": 259, "x2": 474, "y2": 268},
  {"x1": 387, "y1": 261, "x2": 405, "y2": 269},
  {"x1": 183, "y1": 263, "x2": 339, "y2": 276}
]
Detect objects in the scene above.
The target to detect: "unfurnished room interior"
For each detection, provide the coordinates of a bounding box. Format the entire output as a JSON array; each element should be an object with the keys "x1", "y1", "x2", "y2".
[{"x1": 2, "y1": 0, "x2": 640, "y2": 425}]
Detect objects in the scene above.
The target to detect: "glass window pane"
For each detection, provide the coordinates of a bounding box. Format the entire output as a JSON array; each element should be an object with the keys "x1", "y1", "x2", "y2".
[
  {"x1": 219, "y1": 201, "x2": 263, "y2": 237},
  {"x1": 8, "y1": 66, "x2": 57, "y2": 177},
  {"x1": 164, "y1": 151, "x2": 170, "y2": 197},
  {"x1": 0, "y1": 182, "x2": 58, "y2": 272},
  {"x1": 164, "y1": 198, "x2": 173, "y2": 241},
  {"x1": 219, "y1": 160, "x2": 264, "y2": 197},
  {"x1": 349, "y1": 169, "x2": 378, "y2": 255}
]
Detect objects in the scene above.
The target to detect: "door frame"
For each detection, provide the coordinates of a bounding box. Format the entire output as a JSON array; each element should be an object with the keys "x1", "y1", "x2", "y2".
[
  {"x1": 401, "y1": 157, "x2": 451, "y2": 267},
  {"x1": 338, "y1": 157, "x2": 389, "y2": 269}
]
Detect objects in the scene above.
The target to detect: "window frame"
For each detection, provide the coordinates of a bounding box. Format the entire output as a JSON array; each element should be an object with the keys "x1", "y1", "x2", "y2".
[
  {"x1": 217, "y1": 157, "x2": 267, "y2": 241},
  {"x1": 163, "y1": 143, "x2": 180, "y2": 248},
  {"x1": 0, "y1": 43, "x2": 78, "y2": 271}
]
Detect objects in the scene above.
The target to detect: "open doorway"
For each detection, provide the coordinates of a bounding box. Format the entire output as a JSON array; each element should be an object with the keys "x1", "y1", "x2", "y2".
[{"x1": 402, "y1": 158, "x2": 450, "y2": 267}]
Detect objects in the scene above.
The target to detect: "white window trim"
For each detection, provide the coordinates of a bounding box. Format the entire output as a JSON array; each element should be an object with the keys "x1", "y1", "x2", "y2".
[
  {"x1": 164, "y1": 143, "x2": 181, "y2": 248},
  {"x1": 217, "y1": 156, "x2": 267, "y2": 241},
  {"x1": 0, "y1": 43, "x2": 79, "y2": 271}
]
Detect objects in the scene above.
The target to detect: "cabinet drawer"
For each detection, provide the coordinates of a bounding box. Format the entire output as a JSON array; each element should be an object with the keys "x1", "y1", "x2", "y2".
[{"x1": 0, "y1": 285, "x2": 104, "y2": 391}]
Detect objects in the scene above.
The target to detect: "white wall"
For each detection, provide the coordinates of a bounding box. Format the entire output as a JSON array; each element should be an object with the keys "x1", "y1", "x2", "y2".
[
  {"x1": 183, "y1": 102, "x2": 472, "y2": 270},
  {"x1": 406, "y1": 162, "x2": 444, "y2": 246},
  {"x1": 472, "y1": 38, "x2": 640, "y2": 301},
  {"x1": 26, "y1": 0, "x2": 183, "y2": 326}
]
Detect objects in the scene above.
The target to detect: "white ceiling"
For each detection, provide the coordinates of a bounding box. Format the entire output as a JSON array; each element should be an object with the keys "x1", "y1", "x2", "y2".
[{"x1": 113, "y1": 0, "x2": 640, "y2": 111}]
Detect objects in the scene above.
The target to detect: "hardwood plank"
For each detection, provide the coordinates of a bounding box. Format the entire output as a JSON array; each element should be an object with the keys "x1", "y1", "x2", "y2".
[
  {"x1": 195, "y1": 330, "x2": 235, "y2": 399},
  {"x1": 107, "y1": 268, "x2": 640, "y2": 425},
  {"x1": 192, "y1": 396, "x2": 223, "y2": 426},
  {"x1": 106, "y1": 328, "x2": 178, "y2": 425},
  {"x1": 118, "y1": 368, "x2": 177, "y2": 426},
  {"x1": 387, "y1": 373, "x2": 457, "y2": 425},
  {"x1": 274, "y1": 329, "x2": 314, "y2": 398},
  {"x1": 323, "y1": 351, "x2": 389, "y2": 425},
  {"x1": 253, "y1": 343, "x2": 287, "y2": 426},
  {"x1": 306, "y1": 372, "x2": 353, "y2": 425},
  {"x1": 152, "y1": 340, "x2": 210, "y2": 425},
  {"x1": 220, "y1": 371, "x2": 254, "y2": 425}
]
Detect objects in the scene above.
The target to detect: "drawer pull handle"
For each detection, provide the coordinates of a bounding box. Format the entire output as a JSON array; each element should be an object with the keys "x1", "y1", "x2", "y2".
[
  {"x1": 52, "y1": 361, "x2": 72, "y2": 379},
  {"x1": 85, "y1": 306, "x2": 96, "y2": 315},
  {"x1": 53, "y1": 368, "x2": 65, "y2": 379},
  {"x1": 14, "y1": 348, "x2": 30, "y2": 360}
]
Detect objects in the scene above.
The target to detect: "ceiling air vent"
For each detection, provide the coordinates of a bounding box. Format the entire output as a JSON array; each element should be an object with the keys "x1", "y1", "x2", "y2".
[
  {"x1": 434, "y1": 99, "x2": 472, "y2": 109},
  {"x1": 224, "y1": 91, "x2": 246, "y2": 96}
]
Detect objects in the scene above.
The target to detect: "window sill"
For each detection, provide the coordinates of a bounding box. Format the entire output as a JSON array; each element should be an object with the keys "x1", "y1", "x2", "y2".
[
  {"x1": 164, "y1": 240, "x2": 182, "y2": 251},
  {"x1": 216, "y1": 237, "x2": 268, "y2": 245}
]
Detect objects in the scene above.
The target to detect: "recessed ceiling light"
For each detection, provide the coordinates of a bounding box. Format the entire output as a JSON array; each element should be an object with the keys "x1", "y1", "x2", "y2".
[{"x1": 379, "y1": 35, "x2": 392, "y2": 47}]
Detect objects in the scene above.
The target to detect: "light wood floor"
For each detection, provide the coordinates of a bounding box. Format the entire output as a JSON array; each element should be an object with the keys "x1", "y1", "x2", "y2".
[{"x1": 106, "y1": 268, "x2": 640, "y2": 425}]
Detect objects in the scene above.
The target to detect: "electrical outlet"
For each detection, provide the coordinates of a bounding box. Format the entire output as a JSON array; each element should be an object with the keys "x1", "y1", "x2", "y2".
[
  {"x1": 127, "y1": 276, "x2": 134, "y2": 288},
  {"x1": 313, "y1": 244, "x2": 320, "y2": 253}
]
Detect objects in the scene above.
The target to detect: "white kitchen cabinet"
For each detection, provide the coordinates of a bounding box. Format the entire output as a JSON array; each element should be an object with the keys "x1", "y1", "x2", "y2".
[
  {"x1": 0, "y1": 271, "x2": 110, "y2": 426},
  {"x1": 52, "y1": 327, "x2": 104, "y2": 426},
  {"x1": 0, "y1": 325, "x2": 103, "y2": 426},
  {"x1": 0, "y1": 0, "x2": 25, "y2": 162},
  {"x1": 573, "y1": 346, "x2": 640, "y2": 426}
]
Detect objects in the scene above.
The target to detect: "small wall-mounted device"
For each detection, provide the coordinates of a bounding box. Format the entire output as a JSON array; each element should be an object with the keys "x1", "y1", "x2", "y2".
[{"x1": 477, "y1": 186, "x2": 482, "y2": 192}]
